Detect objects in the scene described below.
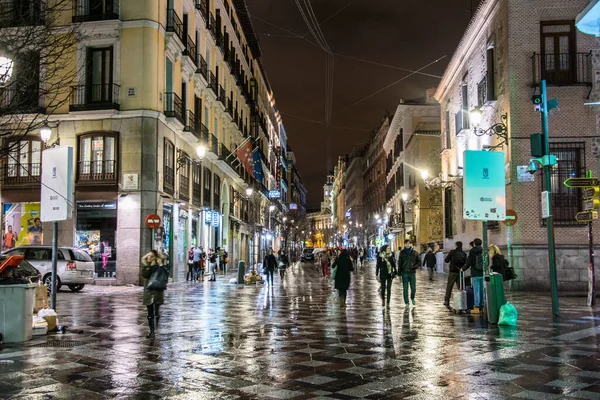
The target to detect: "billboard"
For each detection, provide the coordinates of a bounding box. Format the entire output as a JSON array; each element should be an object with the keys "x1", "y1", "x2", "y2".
[
  {"x1": 41, "y1": 146, "x2": 73, "y2": 222},
  {"x1": 3, "y1": 202, "x2": 43, "y2": 250},
  {"x1": 463, "y1": 150, "x2": 506, "y2": 221}
]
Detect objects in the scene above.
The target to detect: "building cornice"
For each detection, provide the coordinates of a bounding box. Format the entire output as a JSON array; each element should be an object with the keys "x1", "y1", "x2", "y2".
[{"x1": 434, "y1": 0, "x2": 502, "y2": 102}]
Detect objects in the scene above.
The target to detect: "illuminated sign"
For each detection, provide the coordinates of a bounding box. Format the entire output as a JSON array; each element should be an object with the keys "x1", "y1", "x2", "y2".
[
  {"x1": 212, "y1": 211, "x2": 220, "y2": 227},
  {"x1": 268, "y1": 190, "x2": 281, "y2": 199},
  {"x1": 290, "y1": 203, "x2": 298, "y2": 210},
  {"x1": 463, "y1": 150, "x2": 506, "y2": 221}
]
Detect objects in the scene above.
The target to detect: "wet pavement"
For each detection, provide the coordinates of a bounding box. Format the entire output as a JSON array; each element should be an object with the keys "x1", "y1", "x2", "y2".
[{"x1": 1, "y1": 261, "x2": 600, "y2": 399}]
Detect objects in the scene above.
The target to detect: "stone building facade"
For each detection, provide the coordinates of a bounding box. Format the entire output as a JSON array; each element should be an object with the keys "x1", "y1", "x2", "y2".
[{"x1": 435, "y1": 0, "x2": 600, "y2": 291}]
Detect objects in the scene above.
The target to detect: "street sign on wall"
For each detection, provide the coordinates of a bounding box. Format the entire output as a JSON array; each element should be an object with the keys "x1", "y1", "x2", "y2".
[
  {"x1": 41, "y1": 146, "x2": 74, "y2": 222},
  {"x1": 463, "y1": 150, "x2": 506, "y2": 221},
  {"x1": 145, "y1": 214, "x2": 161, "y2": 229},
  {"x1": 564, "y1": 177, "x2": 599, "y2": 188}
]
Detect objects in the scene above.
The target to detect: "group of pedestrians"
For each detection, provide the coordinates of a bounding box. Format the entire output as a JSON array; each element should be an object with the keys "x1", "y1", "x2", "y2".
[
  {"x1": 375, "y1": 240, "x2": 421, "y2": 307},
  {"x1": 263, "y1": 248, "x2": 290, "y2": 285},
  {"x1": 318, "y1": 246, "x2": 365, "y2": 278},
  {"x1": 186, "y1": 246, "x2": 228, "y2": 282},
  {"x1": 444, "y1": 239, "x2": 511, "y2": 313}
]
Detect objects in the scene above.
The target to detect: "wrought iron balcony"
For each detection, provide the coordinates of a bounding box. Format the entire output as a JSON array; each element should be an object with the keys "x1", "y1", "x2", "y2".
[
  {"x1": 195, "y1": 0, "x2": 208, "y2": 20},
  {"x1": 182, "y1": 35, "x2": 197, "y2": 66},
  {"x1": 218, "y1": 85, "x2": 226, "y2": 106},
  {"x1": 164, "y1": 165, "x2": 175, "y2": 195},
  {"x1": 1, "y1": 163, "x2": 41, "y2": 187},
  {"x1": 226, "y1": 97, "x2": 233, "y2": 116},
  {"x1": 207, "y1": 11, "x2": 216, "y2": 40},
  {"x1": 166, "y1": 8, "x2": 184, "y2": 45},
  {"x1": 0, "y1": 0, "x2": 44, "y2": 27},
  {"x1": 70, "y1": 83, "x2": 120, "y2": 112},
  {"x1": 73, "y1": 0, "x2": 119, "y2": 23},
  {"x1": 192, "y1": 180, "x2": 201, "y2": 206},
  {"x1": 183, "y1": 109, "x2": 199, "y2": 138},
  {"x1": 0, "y1": 88, "x2": 45, "y2": 114},
  {"x1": 179, "y1": 174, "x2": 190, "y2": 201},
  {"x1": 77, "y1": 160, "x2": 117, "y2": 185},
  {"x1": 164, "y1": 92, "x2": 184, "y2": 125},
  {"x1": 219, "y1": 142, "x2": 231, "y2": 161},
  {"x1": 209, "y1": 133, "x2": 219, "y2": 155},
  {"x1": 197, "y1": 54, "x2": 208, "y2": 80},
  {"x1": 208, "y1": 71, "x2": 218, "y2": 95},
  {"x1": 199, "y1": 122, "x2": 209, "y2": 143},
  {"x1": 531, "y1": 52, "x2": 592, "y2": 87}
]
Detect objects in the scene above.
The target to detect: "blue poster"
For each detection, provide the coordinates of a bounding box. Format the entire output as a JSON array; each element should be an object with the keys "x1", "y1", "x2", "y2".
[{"x1": 463, "y1": 150, "x2": 506, "y2": 221}]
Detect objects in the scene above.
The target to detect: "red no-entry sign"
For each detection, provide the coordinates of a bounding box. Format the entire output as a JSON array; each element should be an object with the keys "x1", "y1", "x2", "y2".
[
  {"x1": 145, "y1": 213, "x2": 161, "y2": 229},
  {"x1": 503, "y1": 209, "x2": 518, "y2": 226}
]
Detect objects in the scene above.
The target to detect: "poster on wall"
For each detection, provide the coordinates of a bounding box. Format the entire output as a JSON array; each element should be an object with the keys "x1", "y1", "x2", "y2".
[{"x1": 2, "y1": 202, "x2": 43, "y2": 250}]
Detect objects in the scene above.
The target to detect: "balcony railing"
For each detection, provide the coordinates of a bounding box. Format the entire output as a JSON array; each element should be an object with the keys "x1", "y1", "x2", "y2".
[
  {"x1": 77, "y1": 160, "x2": 117, "y2": 184},
  {"x1": 179, "y1": 175, "x2": 190, "y2": 201},
  {"x1": 73, "y1": 0, "x2": 119, "y2": 23},
  {"x1": 166, "y1": 8, "x2": 184, "y2": 44},
  {"x1": 70, "y1": 83, "x2": 120, "y2": 112},
  {"x1": 218, "y1": 85, "x2": 226, "y2": 106},
  {"x1": 531, "y1": 52, "x2": 592, "y2": 87},
  {"x1": 0, "y1": 88, "x2": 45, "y2": 114},
  {"x1": 192, "y1": 181, "x2": 201, "y2": 206},
  {"x1": 200, "y1": 122, "x2": 209, "y2": 143},
  {"x1": 183, "y1": 35, "x2": 197, "y2": 66},
  {"x1": 209, "y1": 133, "x2": 219, "y2": 154},
  {"x1": 219, "y1": 142, "x2": 231, "y2": 161},
  {"x1": 195, "y1": 0, "x2": 208, "y2": 20},
  {"x1": 164, "y1": 92, "x2": 184, "y2": 125},
  {"x1": 164, "y1": 165, "x2": 175, "y2": 195},
  {"x1": 233, "y1": 109, "x2": 239, "y2": 125},
  {"x1": 208, "y1": 71, "x2": 218, "y2": 94},
  {"x1": 0, "y1": 1, "x2": 44, "y2": 27},
  {"x1": 1, "y1": 163, "x2": 41, "y2": 187},
  {"x1": 197, "y1": 54, "x2": 208, "y2": 80},
  {"x1": 226, "y1": 97, "x2": 233, "y2": 116},
  {"x1": 184, "y1": 109, "x2": 199, "y2": 138},
  {"x1": 207, "y1": 11, "x2": 216, "y2": 40}
]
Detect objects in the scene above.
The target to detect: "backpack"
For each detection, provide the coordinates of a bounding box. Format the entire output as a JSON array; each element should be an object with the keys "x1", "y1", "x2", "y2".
[
  {"x1": 474, "y1": 253, "x2": 484, "y2": 271},
  {"x1": 453, "y1": 249, "x2": 467, "y2": 267}
]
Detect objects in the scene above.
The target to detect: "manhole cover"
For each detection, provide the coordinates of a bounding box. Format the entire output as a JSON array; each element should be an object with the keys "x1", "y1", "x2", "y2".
[{"x1": 32, "y1": 340, "x2": 94, "y2": 348}]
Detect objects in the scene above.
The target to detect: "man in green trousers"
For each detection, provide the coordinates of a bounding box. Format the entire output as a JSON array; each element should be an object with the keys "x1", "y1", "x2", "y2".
[{"x1": 398, "y1": 239, "x2": 420, "y2": 306}]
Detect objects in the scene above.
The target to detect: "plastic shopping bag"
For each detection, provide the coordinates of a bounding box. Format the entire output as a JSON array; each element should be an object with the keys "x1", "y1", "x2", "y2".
[{"x1": 498, "y1": 302, "x2": 518, "y2": 326}]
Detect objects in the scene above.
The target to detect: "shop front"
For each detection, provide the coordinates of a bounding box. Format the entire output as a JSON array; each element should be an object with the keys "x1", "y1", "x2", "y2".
[
  {"x1": 75, "y1": 201, "x2": 117, "y2": 278},
  {"x1": 162, "y1": 203, "x2": 173, "y2": 268}
]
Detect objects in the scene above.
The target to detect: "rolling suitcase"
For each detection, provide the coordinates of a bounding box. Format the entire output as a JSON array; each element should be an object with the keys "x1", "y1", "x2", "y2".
[
  {"x1": 466, "y1": 285, "x2": 474, "y2": 310},
  {"x1": 452, "y1": 271, "x2": 468, "y2": 313},
  {"x1": 485, "y1": 272, "x2": 507, "y2": 324}
]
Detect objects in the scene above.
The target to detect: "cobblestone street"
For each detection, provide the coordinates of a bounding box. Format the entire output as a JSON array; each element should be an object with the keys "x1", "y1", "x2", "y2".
[{"x1": 1, "y1": 261, "x2": 600, "y2": 399}]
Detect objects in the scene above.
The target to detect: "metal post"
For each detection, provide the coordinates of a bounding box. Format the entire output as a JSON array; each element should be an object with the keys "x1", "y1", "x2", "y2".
[
  {"x1": 588, "y1": 221, "x2": 596, "y2": 306},
  {"x1": 482, "y1": 221, "x2": 488, "y2": 272},
  {"x1": 507, "y1": 223, "x2": 513, "y2": 292},
  {"x1": 541, "y1": 79, "x2": 560, "y2": 317},
  {"x1": 50, "y1": 221, "x2": 58, "y2": 310}
]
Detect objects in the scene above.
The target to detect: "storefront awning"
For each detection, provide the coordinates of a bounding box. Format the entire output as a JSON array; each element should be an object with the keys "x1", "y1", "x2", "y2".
[{"x1": 576, "y1": 0, "x2": 600, "y2": 36}]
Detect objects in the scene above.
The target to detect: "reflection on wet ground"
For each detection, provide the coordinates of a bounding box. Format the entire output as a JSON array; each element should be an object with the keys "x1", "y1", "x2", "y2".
[{"x1": 1, "y1": 261, "x2": 599, "y2": 399}]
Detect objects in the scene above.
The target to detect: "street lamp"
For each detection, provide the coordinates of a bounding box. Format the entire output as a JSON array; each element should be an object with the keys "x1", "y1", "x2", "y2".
[
  {"x1": 40, "y1": 124, "x2": 52, "y2": 142},
  {"x1": 420, "y1": 169, "x2": 429, "y2": 181},
  {"x1": 0, "y1": 56, "x2": 13, "y2": 84},
  {"x1": 469, "y1": 108, "x2": 508, "y2": 146},
  {"x1": 401, "y1": 192, "x2": 408, "y2": 202},
  {"x1": 374, "y1": 214, "x2": 380, "y2": 220},
  {"x1": 269, "y1": 205, "x2": 275, "y2": 212},
  {"x1": 283, "y1": 217, "x2": 287, "y2": 222},
  {"x1": 386, "y1": 207, "x2": 392, "y2": 214},
  {"x1": 196, "y1": 144, "x2": 206, "y2": 160},
  {"x1": 246, "y1": 187, "x2": 253, "y2": 197}
]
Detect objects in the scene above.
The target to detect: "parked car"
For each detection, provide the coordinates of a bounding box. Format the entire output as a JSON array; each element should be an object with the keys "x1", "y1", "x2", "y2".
[
  {"x1": 2, "y1": 246, "x2": 94, "y2": 292},
  {"x1": 301, "y1": 247, "x2": 315, "y2": 262}
]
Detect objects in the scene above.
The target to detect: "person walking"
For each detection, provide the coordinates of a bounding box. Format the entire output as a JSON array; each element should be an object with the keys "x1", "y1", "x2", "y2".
[
  {"x1": 443, "y1": 241, "x2": 467, "y2": 308},
  {"x1": 320, "y1": 250, "x2": 330, "y2": 277},
  {"x1": 398, "y1": 239, "x2": 420, "y2": 306},
  {"x1": 208, "y1": 249, "x2": 218, "y2": 282},
  {"x1": 376, "y1": 244, "x2": 397, "y2": 308},
  {"x1": 461, "y1": 238, "x2": 485, "y2": 313},
  {"x1": 263, "y1": 248, "x2": 277, "y2": 286},
  {"x1": 277, "y1": 250, "x2": 289, "y2": 280},
  {"x1": 141, "y1": 250, "x2": 166, "y2": 338},
  {"x1": 359, "y1": 247, "x2": 365, "y2": 266},
  {"x1": 333, "y1": 249, "x2": 354, "y2": 308},
  {"x1": 192, "y1": 246, "x2": 203, "y2": 282},
  {"x1": 423, "y1": 246, "x2": 437, "y2": 281},
  {"x1": 351, "y1": 247, "x2": 359, "y2": 268},
  {"x1": 489, "y1": 244, "x2": 508, "y2": 280},
  {"x1": 186, "y1": 247, "x2": 194, "y2": 281}
]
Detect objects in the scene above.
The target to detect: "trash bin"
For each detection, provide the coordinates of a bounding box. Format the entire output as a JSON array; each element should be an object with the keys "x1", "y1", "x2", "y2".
[
  {"x1": 237, "y1": 260, "x2": 246, "y2": 284},
  {"x1": 0, "y1": 283, "x2": 36, "y2": 343},
  {"x1": 484, "y1": 272, "x2": 506, "y2": 324}
]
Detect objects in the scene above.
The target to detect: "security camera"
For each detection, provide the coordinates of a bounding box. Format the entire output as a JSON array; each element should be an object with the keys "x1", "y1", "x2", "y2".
[{"x1": 527, "y1": 160, "x2": 538, "y2": 175}]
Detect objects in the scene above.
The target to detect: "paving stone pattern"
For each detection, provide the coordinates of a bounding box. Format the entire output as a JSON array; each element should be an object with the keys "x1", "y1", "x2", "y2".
[{"x1": 0, "y1": 262, "x2": 600, "y2": 399}]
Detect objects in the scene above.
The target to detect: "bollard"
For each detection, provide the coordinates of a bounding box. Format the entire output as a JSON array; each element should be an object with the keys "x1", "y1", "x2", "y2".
[{"x1": 237, "y1": 260, "x2": 246, "y2": 284}]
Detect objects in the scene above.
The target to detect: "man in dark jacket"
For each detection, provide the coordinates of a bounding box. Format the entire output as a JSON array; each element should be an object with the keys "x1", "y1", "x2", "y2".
[
  {"x1": 443, "y1": 241, "x2": 467, "y2": 308},
  {"x1": 263, "y1": 248, "x2": 278, "y2": 286},
  {"x1": 376, "y1": 244, "x2": 397, "y2": 307},
  {"x1": 398, "y1": 239, "x2": 420, "y2": 306},
  {"x1": 461, "y1": 238, "x2": 485, "y2": 313},
  {"x1": 423, "y1": 246, "x2": 437, "y2": 281}
]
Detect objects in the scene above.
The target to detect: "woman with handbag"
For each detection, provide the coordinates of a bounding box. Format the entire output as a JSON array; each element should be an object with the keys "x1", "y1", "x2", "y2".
[{"x1": 141, "y1": 250, "x2": 167, "y2": 338}]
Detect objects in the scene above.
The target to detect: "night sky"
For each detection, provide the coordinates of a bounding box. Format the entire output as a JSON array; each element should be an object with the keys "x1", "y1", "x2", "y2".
[{"x1": 246, "y1": 0, "x2": 481, "y2": 208}]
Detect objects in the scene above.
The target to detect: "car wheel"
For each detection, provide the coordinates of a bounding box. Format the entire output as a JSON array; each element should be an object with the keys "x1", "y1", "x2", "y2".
[
  {"x1": 43, "y1": 274, "x2": 62, "y2": 292},
  {"x1": 68, "y1": 284, "x2": 85, "y2": 292}
]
